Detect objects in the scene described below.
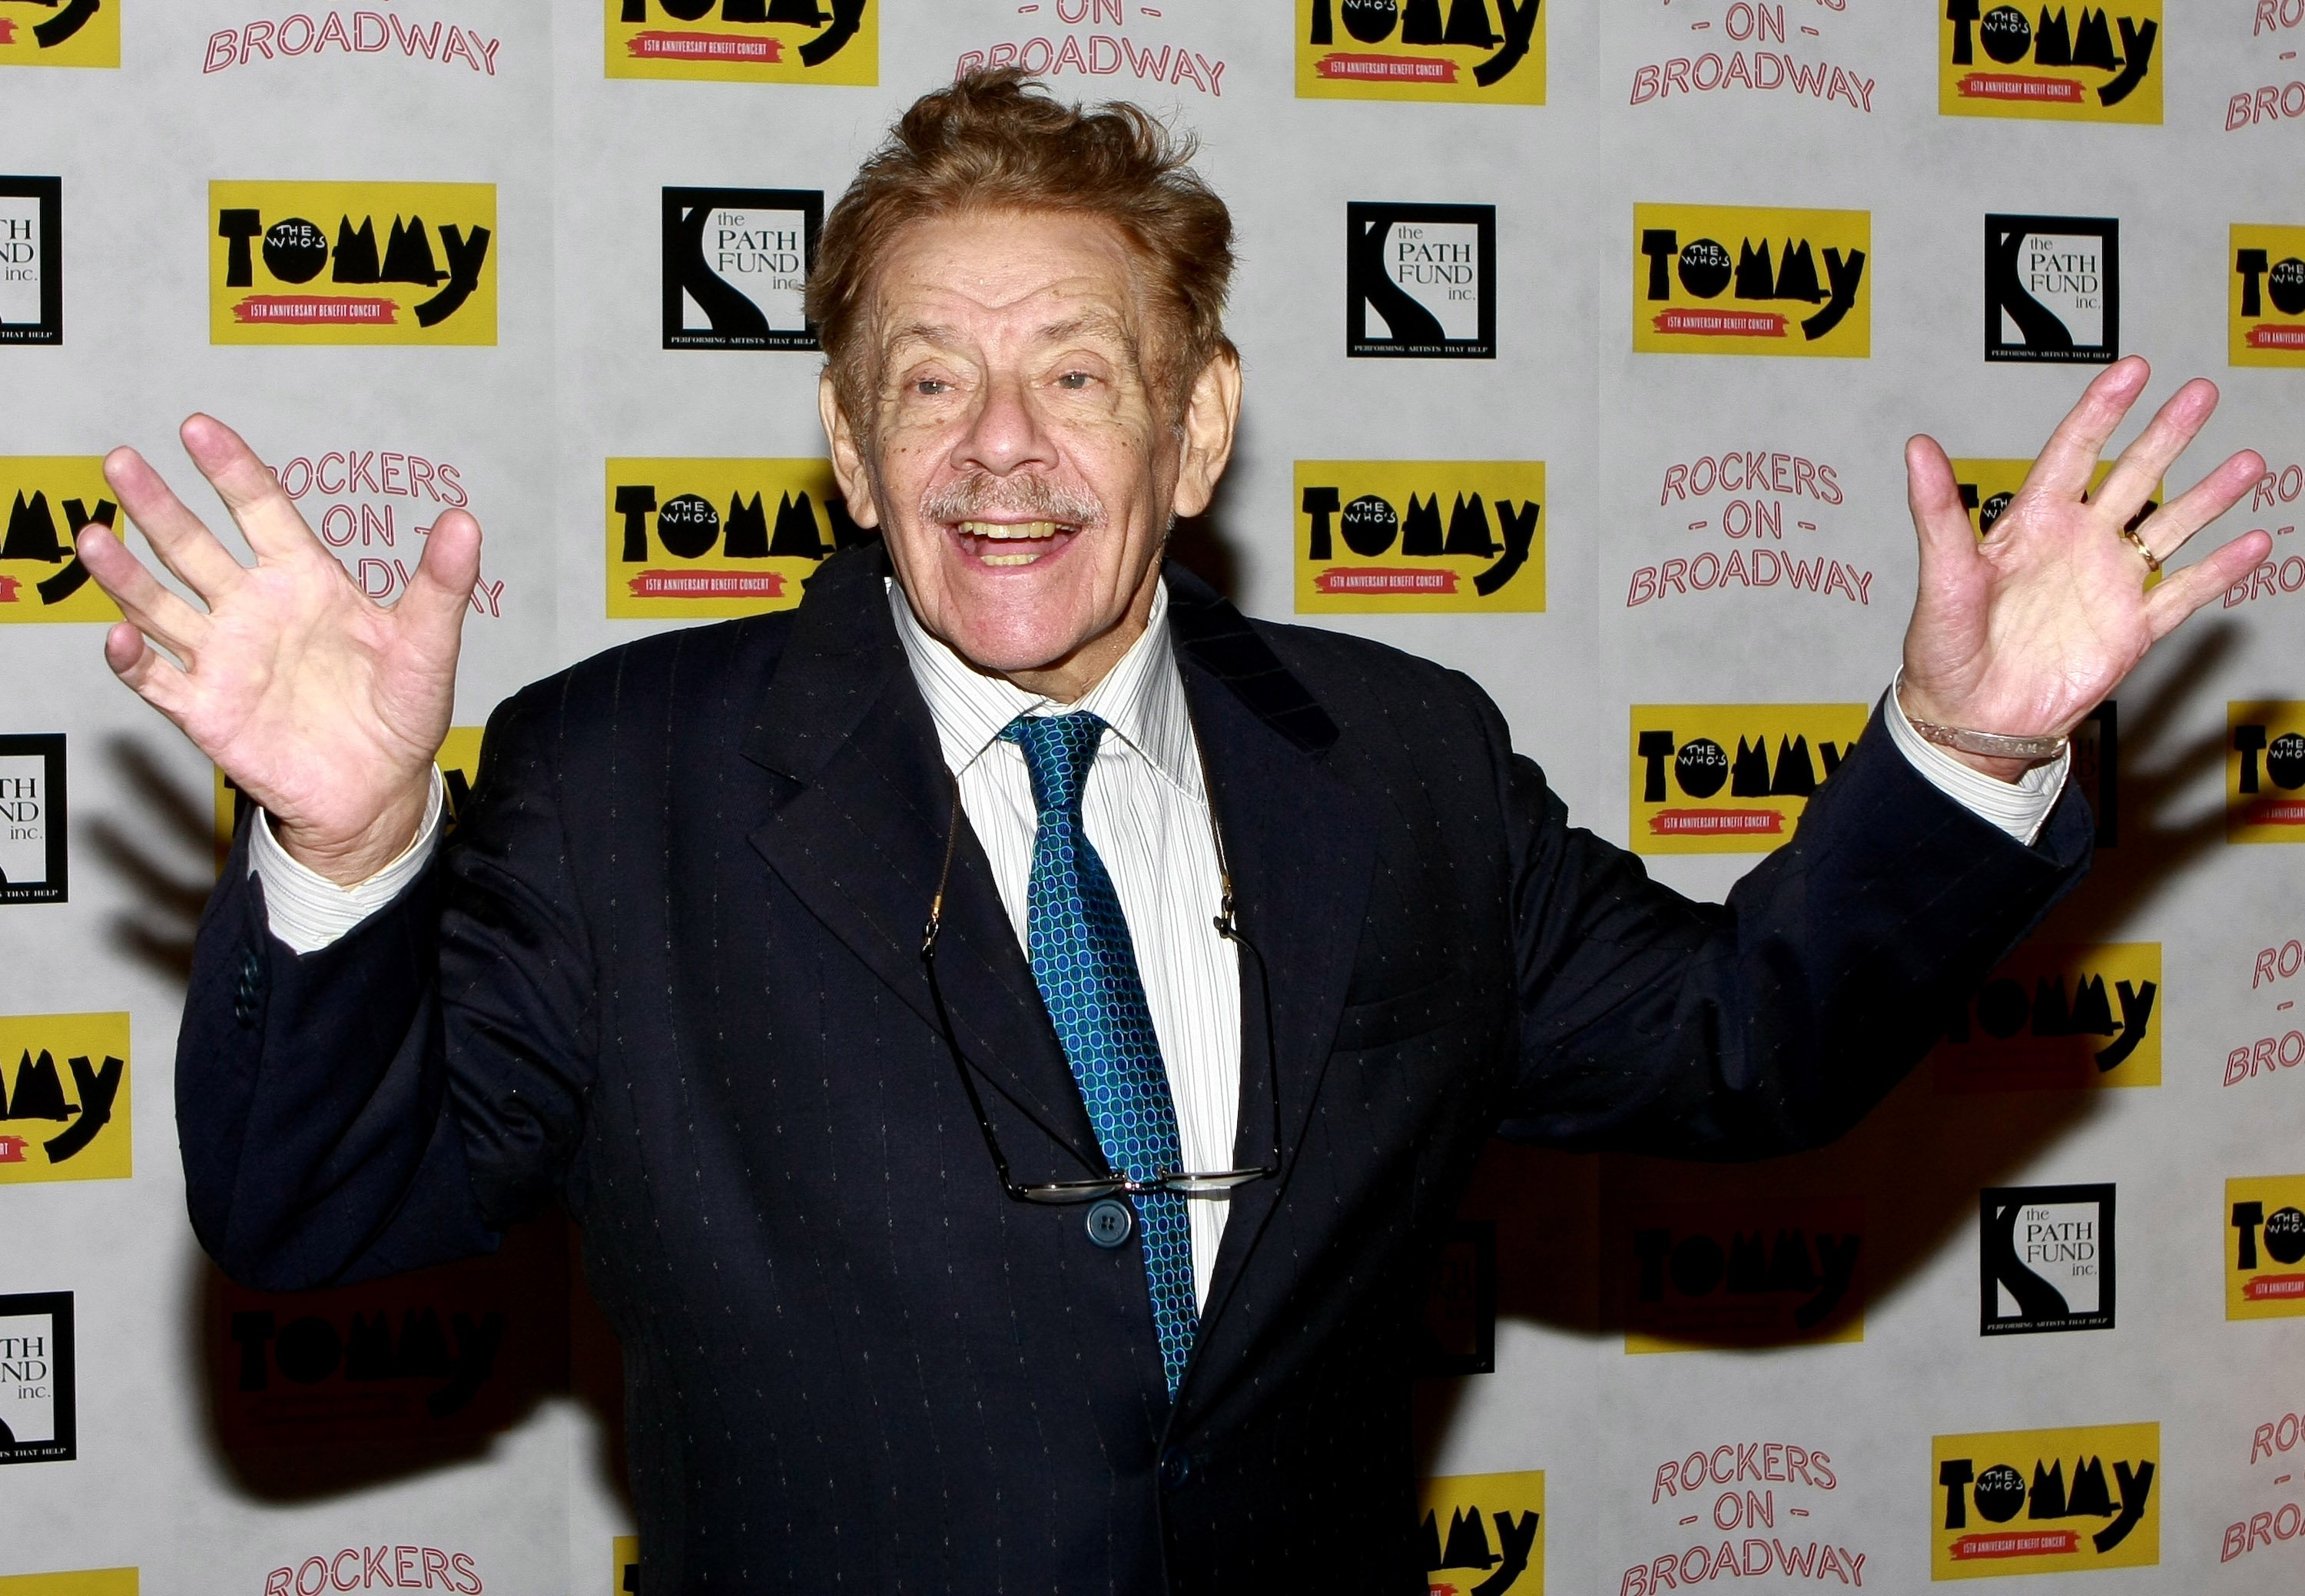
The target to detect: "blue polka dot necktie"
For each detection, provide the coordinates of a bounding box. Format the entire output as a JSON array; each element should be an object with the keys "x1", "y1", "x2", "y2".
[{"x1": 1001, "y1": 711, "x2": 1198, "y2": 1399}]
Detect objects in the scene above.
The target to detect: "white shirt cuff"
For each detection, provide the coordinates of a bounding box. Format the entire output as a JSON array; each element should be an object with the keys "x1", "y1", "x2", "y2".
[
  {"x1": 247, "y1": 769, "x2": 447, "y2": 954},
  {"x1": 1882, "y1": 682, "x2": 2068, "y2": 848}
]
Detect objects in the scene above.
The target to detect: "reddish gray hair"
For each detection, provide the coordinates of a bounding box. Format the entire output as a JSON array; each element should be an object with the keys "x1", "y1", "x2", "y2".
[{"x1": 806, "y1": 69, "x2": 1238, "y2": 423}]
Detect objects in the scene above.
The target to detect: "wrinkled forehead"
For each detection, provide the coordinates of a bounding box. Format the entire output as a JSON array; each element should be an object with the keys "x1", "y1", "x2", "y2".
[{"x1": 864, "y1": 209, "x2": 1155, "y2": 368}]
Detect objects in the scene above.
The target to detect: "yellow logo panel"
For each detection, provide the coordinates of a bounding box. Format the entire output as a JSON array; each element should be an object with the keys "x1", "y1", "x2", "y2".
[
  {"x1": 1296, "y1": 0, "x2": 1544, "y2": 105},
  {"x1": 1614, "y1": 1196, "x2": 1864, "y2": 1354},
  {"x1": 2232, "y1": 224, "x2": 2305, "y2": 368},
  {"x1": 0, "y1": 458, "x2": 121, "y2": 623},
  {"x1": 1629, "y1": 704, "x2": 1868, "y2": 854},
  {"x1": 1295, "y1": 461, "x2": 1544, "y2": 613},
  {"x1": 606, "y1": 458, "x2": 857, "y2": 619},
  {"x1": 2228, "y1": 1175, "x2": 2305, "y2": 1320},
  {"x1": 0, "y1": 1575, "x2": 138, "y2": 1596},
  {"x1": 1933, "y1": 943, "x2": 2161, "y2": 1092},
  {"x1": 0, "y1": 1013, "x2": 131, "y2": 1185},
  {"x1": 2228, "y1": 701, "x2": 2305, "y2": 843},
  {"x1": 1421, "y1": 1470, "x2": 1544, "y2": 1594},
  {"x1": 612, "y1": 1537, "x2": 638, "y2": 1594},
  {"x1": 1939, "y1": 0, "x2": 2161, "y2": 123},
  {"x1": 209, "y1": 181, "x2": 497, "y2": 346},
  {"x1": 1633, "y1": 205, "x2": 1869, "y2": 359},
  {"x1": 215, "y1": 728, "x2": 485, "y2": 871},
  {"x1": 0, "y1": 0, "x2": 118, "y2": 68},
  {"x1": 605, "y1": 0, "x2": 875, "y2": 84},
  {"x1": 1931, "y1": 1422, "x2": 2158, "y2": 1578}
]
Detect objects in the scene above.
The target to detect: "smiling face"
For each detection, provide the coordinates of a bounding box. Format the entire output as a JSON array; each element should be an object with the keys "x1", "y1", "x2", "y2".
[{"x1": 821, "y1": 207, "x2": 1237, "y2": 702}]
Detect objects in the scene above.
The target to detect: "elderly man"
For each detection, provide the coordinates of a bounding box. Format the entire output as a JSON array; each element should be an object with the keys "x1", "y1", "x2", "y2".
[{"x1": 85, "y1": 73, "x2": 2264, "y2": 1594}]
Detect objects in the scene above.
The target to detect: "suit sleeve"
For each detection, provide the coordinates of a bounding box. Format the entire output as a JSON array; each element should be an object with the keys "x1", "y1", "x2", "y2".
[
  {"x1": 176, "y1": 685, "x2": 598, "y2": 1290},
  {"x1": 1494, "y1": 695, "x2": 2091, "y2": 1158}
]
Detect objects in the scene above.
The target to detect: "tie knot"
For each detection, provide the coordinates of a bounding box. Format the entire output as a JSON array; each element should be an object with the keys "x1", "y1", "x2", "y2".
[{"x1": 1001, "y1": 711, "x2": 1106, "y2": 816}]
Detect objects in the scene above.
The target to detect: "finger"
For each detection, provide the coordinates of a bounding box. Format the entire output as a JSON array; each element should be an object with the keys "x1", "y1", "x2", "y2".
[
  {"x1": 2091, "y1": 377, "x2": 2219, "y2": 526},
  {"x1": 101, "y1": 621, "x2": 193, "y2": 719},
  {"x1": 2017, "y1": 355, "x2": 2151, "y2": 501},
  {"x1": 177, "y1": 413, "x2": 326, "y2": 562},
  {"x1": 393, "y1": 509, "x2": 483, "y2": 635},
  {"x1": 76, "y1": 523, "x2": 213, "y2": 659},
  {"x1": 101, "y1": 445, "x2": 249, "y2": 602},
  {"x1": 2133, "y1": 448, "x2": 2268, "y2": 562},
  {"x1": 2143, "y1": 527, "x2": 2275, "y2": 642},
  {"x1": 1905, "y1": 433, "x2": 1982, "y2": 577}
]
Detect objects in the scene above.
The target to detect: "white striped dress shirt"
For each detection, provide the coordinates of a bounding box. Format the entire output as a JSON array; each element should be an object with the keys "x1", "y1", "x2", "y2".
[{"x1": 889, "y1": 577, "x2": 1242, "y2": 1311}]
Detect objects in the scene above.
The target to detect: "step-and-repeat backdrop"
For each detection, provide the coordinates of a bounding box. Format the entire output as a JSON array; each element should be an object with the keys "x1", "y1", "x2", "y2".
[{"x1": 4, "y1": 3, "x2": 2302, "y2": 1591}]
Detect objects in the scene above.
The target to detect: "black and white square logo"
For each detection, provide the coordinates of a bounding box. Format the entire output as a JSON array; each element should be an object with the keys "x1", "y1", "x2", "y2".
[
  {"x1": 1981, "y1": 1183, "x2": 2115, "y2": 1336},
  {"x1": 0, "y1": 735, "x2": 66, "y2": 904},
  {"x1": 1348, "y1": 201, "x2": 1494, "y2": 360},
  {"x1": 0, "y1": 1291, "x2": 75, "y2": 1464},
  {"x1": 662, "y1": 187, "x2": 821, "y2": 351},
  {"x1": 1986, "y1": 214, "x2": 2118, "y2": 364},
  {"x1": 0, "y1": 177, "x2": 61, "y2": 347}
]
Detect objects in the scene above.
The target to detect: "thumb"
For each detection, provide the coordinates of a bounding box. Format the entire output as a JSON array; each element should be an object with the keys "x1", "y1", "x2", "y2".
[
  {"x1": 397, "y1": 509, "x2": 483, "y2": 637},
  {"x1": 1905, "y1": 433, "x2": 1978, "y2": 594}
]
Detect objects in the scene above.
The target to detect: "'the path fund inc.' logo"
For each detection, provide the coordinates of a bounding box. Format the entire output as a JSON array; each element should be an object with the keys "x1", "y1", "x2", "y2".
[
  {"x1": 0, "y1": 0, "x2": 118, "y2": 67},
  {"x1": 2232, "y1": 224, "x2": 2305, "y2": 367},
  {"x1": 1298, "y1": 0, "x2": 1544, "y2": 105},
  {"x1": 608, "y1": 458, "x2": 866, "y2": 619},
  {"x1": 605, "y1": 0, "x2": 874, "y2": 84},
  {"x1": 0, "y1": 1014, "x2": 129, "y2": 1184},
  {"x1": 1633, "y1": 204, "x2": 1869, "y2": 358},
  {"x1": 1295, "y1": 461, "x2": 1544, "y2": 612},
  {"x1": 1980, "y1": 1183, "x2": 2114, "y2": 1336},
  {"x1": 0, "y1": 459, "x2": 118, "y2": 622},
  {"x1": 1418, "y1": 1470, "x2": 1544, "y2": 1595},
  {"x1": 1348, "y1": 202, "x2": 1495, "y2": 359},
  {"x1": 664, "y1": 187, "x2": 820, "y2": 350},
  {"x1": 2228, "y1": 701, "x2": 2305, "y2": 843},
  {"x1": 0, "y1": 177, "x2": 59, "y2": 345},
  {"x1": 1629, "y1": 705, "x2": 1867, "y2": 854},
  {"x1": 0, "y1": 1291, "x2": 74, "y2": 1465},
  {"x1": 1940, "y1": 0, "x2": 2161, "y2": 121},
  {"x1": 0, "y1": 735, "x2": 64, "y2": 904},
  {"x1": 1986, "y1": 214, "x2": 2118, "y2": 364},
  {"x1": 1932, "y1": 1422, "x2": 2158, "y2": 1578},
  {"x1": 210, "y1": 182, "x2": 496, "y2": 345},
  {"x1": 2227, "y1": 1174, "x2": 2305, "y2": 1319}
]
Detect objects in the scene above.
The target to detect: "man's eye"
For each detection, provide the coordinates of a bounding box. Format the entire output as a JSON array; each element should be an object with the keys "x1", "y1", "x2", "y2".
[
  {"x1": 1055, "y1": 370, "x2": 1093, "y2": 390},
  {"x1": 912, "y1": 378, "x2": 949, "y2": 396}
]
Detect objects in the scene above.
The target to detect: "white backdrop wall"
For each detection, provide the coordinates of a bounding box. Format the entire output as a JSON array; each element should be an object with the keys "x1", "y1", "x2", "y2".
[{"x1": 2, "y1": 3, "x2": 2301, "y2": 1591}]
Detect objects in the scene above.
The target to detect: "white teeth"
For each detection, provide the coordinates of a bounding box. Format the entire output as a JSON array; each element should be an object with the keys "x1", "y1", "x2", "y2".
[
  {"x1": 958, "y1": 519, "x2": 1062, "y2": 540},
  {"x1": 979, "y1": 549, "x2": 1045, "y2": 566}
]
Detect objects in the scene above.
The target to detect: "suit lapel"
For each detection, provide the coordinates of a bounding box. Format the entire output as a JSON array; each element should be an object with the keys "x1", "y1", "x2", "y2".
[
  {"x1": 1165, "y1": 573, "x2": 1381, "y2": 1366},
  {"x1": 740, "y1": 551, "x2": 1102, "y2": 1173}
]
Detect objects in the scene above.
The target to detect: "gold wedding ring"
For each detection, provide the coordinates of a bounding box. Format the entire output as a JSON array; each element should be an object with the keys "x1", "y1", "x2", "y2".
[{"x1": 2118, "y1": 523, "x2": 2161, "y2": 574}]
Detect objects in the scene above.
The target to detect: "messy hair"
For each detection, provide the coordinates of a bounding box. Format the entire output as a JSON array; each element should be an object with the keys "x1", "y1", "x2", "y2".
[{"x1": 807, "y1": 69, "x2": 1237, "y2": 423}]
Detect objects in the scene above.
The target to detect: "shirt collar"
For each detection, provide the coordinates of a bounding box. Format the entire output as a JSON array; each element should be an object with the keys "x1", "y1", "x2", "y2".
[{"x1": 887, "y1": 575, "x2": 1202, "y2": 802}]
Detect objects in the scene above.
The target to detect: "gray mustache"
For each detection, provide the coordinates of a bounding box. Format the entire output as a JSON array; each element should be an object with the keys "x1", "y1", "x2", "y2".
[{"x1": 921, "y1": 473, "x2": 1105, "y2": 529}]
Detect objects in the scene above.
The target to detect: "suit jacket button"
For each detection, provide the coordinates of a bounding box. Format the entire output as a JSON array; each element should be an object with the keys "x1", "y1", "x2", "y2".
[
  {"x1": 1085, "y1": 1198, "x2": 1133, "y2": 1249},
  {"x1": 1160, "y1": 1448, "x2": 1193, "y2": 1490}
]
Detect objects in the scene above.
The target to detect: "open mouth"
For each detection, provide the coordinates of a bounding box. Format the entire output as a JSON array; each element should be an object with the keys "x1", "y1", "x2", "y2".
[{"x1": 952, "y1": 519, "x2": 1080, "y2": 568}]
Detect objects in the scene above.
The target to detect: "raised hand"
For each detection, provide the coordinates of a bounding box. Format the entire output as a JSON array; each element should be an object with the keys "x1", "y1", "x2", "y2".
[
  {"x1": 79, "y1": 414, "x2": 483, "y2": 884},
  {"x1": 1900, "y1": 357, "x2": 2273, "y2": 780}
]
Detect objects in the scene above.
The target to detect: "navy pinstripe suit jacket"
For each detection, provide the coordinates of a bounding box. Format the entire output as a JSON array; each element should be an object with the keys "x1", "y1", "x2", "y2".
[{"x1": 178, "y1": 545, "x2": 2090, "y2": 1593}]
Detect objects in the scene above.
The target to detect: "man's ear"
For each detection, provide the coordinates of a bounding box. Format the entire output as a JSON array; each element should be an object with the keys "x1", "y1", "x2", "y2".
[
  {"x1": 818, "y1": 369, "x2": 881, "y2": 529},
  {"x1": 1170, "y1": 348, "x2": 1242, "y2": 522}
]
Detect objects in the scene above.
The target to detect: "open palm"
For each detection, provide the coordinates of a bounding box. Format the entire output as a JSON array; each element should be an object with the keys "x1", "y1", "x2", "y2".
[
  {"x1": 1901, "y1": 358, "x2": 2271, "y2": 776},
  {"x1": 80, "y1": 415, "x2": 482, "y2": 882}
]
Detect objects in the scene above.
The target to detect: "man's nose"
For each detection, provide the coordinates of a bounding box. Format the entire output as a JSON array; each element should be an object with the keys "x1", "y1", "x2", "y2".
[{"x1": 954, "y1": 370, "x2": 1058, "y2": 477}]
